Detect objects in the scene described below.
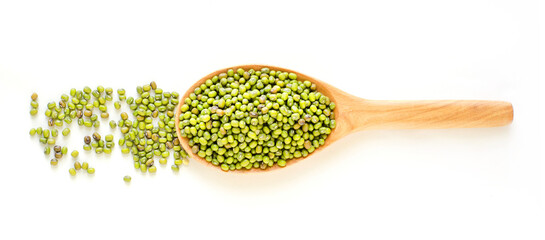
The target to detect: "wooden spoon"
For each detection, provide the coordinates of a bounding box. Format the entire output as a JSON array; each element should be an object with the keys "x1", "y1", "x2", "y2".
[{"x1": 175, "y1": 65, "x2": 513, "y2": 172}]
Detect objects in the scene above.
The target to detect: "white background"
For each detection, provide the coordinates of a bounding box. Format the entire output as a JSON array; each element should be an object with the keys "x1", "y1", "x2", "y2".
[{"x1": 0, "y1": 0, "x2": 543, "y2": 239}]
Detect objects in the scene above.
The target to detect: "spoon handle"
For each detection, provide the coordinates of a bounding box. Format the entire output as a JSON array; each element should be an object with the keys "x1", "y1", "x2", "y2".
[{"x1": 348, "y1": 99, "x2": 513, "y2": 131}]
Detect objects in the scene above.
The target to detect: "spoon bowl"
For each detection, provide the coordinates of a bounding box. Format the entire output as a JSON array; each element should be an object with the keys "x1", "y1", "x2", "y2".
[{"x1": 175, "y1": 65, "x2": 513, "y2": 172}]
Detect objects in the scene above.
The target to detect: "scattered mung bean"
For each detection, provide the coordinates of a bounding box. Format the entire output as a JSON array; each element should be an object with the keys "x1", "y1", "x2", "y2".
[{"x1": 123, "y1": 175, "x2": 131, "y2": 182}]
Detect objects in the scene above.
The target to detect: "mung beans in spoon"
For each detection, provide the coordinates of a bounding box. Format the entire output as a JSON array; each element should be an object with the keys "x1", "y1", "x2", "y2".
[{"x1": 176, "y1": 67, "x2": 336, "y2": 171}]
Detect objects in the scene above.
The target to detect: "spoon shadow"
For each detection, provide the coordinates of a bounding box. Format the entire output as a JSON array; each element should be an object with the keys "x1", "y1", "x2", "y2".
[
  {"x1": 187, "y1": 130, "x2": 375, "y2": 193},
  {"x1": 186, "y1": 125, "x2": 512, "y2": 192}
]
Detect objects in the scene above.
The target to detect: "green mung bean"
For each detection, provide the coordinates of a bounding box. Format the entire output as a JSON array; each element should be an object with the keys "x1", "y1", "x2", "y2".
[
  {"x1": 109, "y1": 120, "x2": 117, "y2": 128},
  {"x1": 123, "y1": 175, "x2": 131, "y2": 182},
  {"x1": 105, "y1": 134, "x2": 113, "y2": 142},
  {"x1": 83, "y1": 144, "x2": 92, "y2": 151}
]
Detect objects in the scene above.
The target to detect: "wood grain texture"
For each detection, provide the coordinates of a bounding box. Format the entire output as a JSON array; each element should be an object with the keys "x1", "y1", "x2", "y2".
[{"x1": 175, "y1": 64, "x2": 514, "y2": 173}]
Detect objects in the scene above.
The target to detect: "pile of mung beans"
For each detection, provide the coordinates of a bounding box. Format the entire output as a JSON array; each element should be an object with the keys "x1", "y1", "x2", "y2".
[
  {"x1": 179, "y1": 68, "x2": 336, "y2": 171},
  {"x1": 29, "y1": 68, "x2": 337, "y2": 175},
  {"x1": 29, "y1": 82, "x2": 189, "y2": 182}
]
